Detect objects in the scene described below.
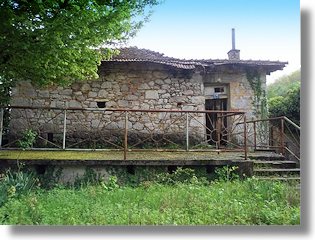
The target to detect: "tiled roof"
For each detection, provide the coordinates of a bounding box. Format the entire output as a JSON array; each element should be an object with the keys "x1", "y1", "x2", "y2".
[
  {"x1": 104, "y1": 47, "x2": 287, "y2": 72},
  {"x1": 107, "y1": 47, "x2": 198, "y2": 69}
]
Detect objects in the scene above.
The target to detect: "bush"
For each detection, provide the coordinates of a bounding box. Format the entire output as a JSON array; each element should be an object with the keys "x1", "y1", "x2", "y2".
[
  {"x1": 0, "y1": 168, "x2": 38, "y2": 207},
  {"x1": 18, "y1": 129, "x2": 37, "y2": 149},
  {"x1": 155, "y1": 167, "x2": 208, "y2": 185},
  {"x1": 268, "y1": 75, "x2": 300, "y2": 125},
  {"x1": 214, "y1": 165, "x2": 239, "y2": 182}
]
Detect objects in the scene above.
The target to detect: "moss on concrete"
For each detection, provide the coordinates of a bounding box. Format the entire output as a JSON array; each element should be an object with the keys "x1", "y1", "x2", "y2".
[{"x1": 0, "y1": 150, "x2": 245, "y2": 161}]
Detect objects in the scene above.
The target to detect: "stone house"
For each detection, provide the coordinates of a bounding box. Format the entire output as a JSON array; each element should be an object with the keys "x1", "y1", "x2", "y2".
[{"x1": 9, "y1": 44, "x2": 286, "y2": 149}]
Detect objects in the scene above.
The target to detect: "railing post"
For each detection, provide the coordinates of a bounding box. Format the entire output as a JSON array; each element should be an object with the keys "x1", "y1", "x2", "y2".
[
  {"x1": 0, "y1": 108, "x2": 3, "y2": 148},
  {"x1": 186, "y1": 112, "x2": 189, "y2": 151},
  {"x1": 253, "y1": 121, "x2": 256, "y2": 151},
  {"x1": 124, "y1": 111, "x2": 128, "y2": 160},
  {"x1": 62, "y1": 109, "x2": 67, "y2": 150},
  {"x1": 217, "y1": 112, "x2": 221, "y2": 149},
  {"x1": 280, "y1": 117, "x2": 285, "y2": 155},
  {"x1": 243, "y1": 114, "x2": 247, "y2": 160}
]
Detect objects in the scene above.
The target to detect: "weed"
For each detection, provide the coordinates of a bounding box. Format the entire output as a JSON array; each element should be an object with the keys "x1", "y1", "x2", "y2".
[
  {"x1": 214, "y1": 165, "x2": 239, "y2": 181},
  {"x1": 17, "y1": 129, "x2": 37, "y2": 149},
  {"x1": 73, "y1": 167, "x2": 102, "y2": 188},
  {"x1": 0, "y1": 168, "x2": 38, "y2": 207},
  {"x1": 101, "y1": 176, "x2": 119, "y2": 191},
  {"x1": 155, "y1": 167, "x2": 208, "y2": 185}
]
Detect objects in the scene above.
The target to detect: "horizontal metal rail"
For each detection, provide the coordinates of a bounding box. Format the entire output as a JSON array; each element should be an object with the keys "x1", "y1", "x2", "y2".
[
  {"x1": 1, "y1": 105, "x2": 245, "y2": 114},
  {"x1": 0, "y1": 106, "x2": 249, "y2": 160}
]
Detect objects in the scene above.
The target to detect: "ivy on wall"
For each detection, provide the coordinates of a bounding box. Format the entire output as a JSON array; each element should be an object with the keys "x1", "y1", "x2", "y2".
[{"x1": 245, "y1": 68, "x2": 268, "y2": 120}]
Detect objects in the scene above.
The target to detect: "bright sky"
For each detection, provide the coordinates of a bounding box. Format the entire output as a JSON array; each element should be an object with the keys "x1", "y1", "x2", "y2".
[{"x1": 127, "y1": 0, "x2": 300, "y2": 84}]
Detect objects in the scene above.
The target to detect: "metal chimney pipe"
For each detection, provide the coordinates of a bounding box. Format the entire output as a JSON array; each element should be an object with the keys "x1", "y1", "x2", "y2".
[
  {"x1": 228, "y1": 28, "x2": 240, "y2": 60},
  {"x1": 232, "y1": 28, "x2": 235, "y2": 50}
]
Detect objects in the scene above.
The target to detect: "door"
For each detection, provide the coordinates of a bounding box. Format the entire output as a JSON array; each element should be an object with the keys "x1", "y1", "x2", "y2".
[{"x1": 205, "y1": 99, "x2": 228, "y2": 147}]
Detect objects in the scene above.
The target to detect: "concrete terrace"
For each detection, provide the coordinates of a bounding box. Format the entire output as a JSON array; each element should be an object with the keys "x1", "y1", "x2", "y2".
[{"x1": 0, "y1": 150, "x2": 283, "y2": 165}]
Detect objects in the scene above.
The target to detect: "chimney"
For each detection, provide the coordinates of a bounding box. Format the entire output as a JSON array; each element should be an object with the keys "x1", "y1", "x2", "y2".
[{"x1": 227, "y1": 28, "x2": 240, "y2": 60}]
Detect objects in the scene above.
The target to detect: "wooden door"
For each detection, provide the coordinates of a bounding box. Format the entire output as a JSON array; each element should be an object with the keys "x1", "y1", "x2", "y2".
[{"x1": 205, "y1": 99, "x2": 228, "y2": 147}]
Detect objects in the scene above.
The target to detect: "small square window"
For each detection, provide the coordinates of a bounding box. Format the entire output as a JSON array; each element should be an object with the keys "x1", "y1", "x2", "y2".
[
  {"x1": 177, "y1": 102, "x2": 183, "y2": 107},
  {"x1": 214, "y1": 87, "x2": 224, "y2": 93},
  {"x1": 97, "y1": 101, "x2": 106, "y2": 108}
]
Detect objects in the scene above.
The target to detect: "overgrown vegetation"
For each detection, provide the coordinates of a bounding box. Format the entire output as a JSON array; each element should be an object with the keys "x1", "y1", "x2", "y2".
[
  {"x1": 0, "y1": 167, "x2": 300, "y2": 225},
  {"x1": 246, "y1": 68, "x2": 268, "y2": 120},
  {"x1": 267, "y1": 70, "x2": 300, "y2": 124},
  {"x1": 0, "y1": 165, "x2": 38, "y2": 207},
  {"x1": 17, "y1": 129, "x2": 37, "y2": 149}
]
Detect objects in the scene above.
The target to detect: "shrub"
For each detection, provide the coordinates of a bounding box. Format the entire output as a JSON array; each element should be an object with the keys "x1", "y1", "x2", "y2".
[
  {"x1": 101, "y1": 176, "x2": 119, "y2": 191},
  {"x1": 155, "y1": 167, "x2": 208, "y2": 185},
  {"x1": 214, "y1": 165, "x2": 239, "y2": 182},
  {"x1": 18, "y1": 129, "x2": 37, "y2": 149},
  {"x1": 0, "y1": 168, "x2": 38, "y2": 207}
]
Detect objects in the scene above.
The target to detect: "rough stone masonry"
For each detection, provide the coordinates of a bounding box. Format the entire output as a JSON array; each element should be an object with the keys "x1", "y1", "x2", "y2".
[{"x1": 8, "y1": 48, "x2": 286, "y2": 149}]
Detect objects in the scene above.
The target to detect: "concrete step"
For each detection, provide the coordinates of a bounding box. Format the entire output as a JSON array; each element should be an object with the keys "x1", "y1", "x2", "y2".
[
  {"x1": 248, "y1": 151, "x2": 285, "y2": 161},
  {"x1": 256, "y1": 176, "x2": 300, "y2": 181},
  {"x1": 254, "y1": 168, "x2": 300, "y2": 177},
  {"x1": 253, "y1": 160, "x2": 297, "y2": 169},
  {"x1": 254, "y1": 168, "x2": 300, "y2": 173}
]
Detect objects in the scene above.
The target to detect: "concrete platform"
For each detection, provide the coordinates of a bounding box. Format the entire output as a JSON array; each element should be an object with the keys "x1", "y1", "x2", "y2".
[
  {"x1": 0, "y1": 150, "x2": 284, "y2": 182},
  {"x1": 0, "y1": 149, "x2": 253, "y2": 175}
]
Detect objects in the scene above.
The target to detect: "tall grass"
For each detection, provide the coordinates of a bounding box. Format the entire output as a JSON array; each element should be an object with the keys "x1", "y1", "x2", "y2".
[{"x1": 0, "y1": 177, "x2": 300, "y2": 225}]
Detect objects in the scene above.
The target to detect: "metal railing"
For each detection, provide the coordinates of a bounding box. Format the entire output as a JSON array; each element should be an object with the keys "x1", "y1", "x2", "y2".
[
  {"x1": 0, "y1": 106, "x2": 248, "y2": 160},
  {"x1": 245, "y1": 116, "x2": 300, "y2": 162}
]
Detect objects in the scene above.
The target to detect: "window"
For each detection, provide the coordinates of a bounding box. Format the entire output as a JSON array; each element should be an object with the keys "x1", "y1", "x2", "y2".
[
  {"x1": 96, "y1": 101, "x2": 106, "y2": 108},
  {"x1": 214, "y1": 87, "x2": 224, "y2": 93}
]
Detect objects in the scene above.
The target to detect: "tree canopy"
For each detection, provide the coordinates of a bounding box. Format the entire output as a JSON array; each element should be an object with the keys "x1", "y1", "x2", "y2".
[
  {"x1": 0, "y1": 0, "x2": 159, "y2": 87},
  {"x1": 267, "y1": 70, "x2": 300, "y2": 99},
  {"x1": 267, "y1": 70, "x2": 300, "y2": 124}
]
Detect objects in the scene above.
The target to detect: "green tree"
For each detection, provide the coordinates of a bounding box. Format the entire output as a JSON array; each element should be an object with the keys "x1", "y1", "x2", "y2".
[
  {"x1": 267, "y1": 70, "x2": 301, "y2": 124},
  {"x1": 267, "y1": 70, "x2": 300, "y2": 99},
  {"x1": 0, "y1": 0, "x2": 159, "y2": 87},
  {"x1": 268, "y1": 96, "x2": 286, "y2": 117}
]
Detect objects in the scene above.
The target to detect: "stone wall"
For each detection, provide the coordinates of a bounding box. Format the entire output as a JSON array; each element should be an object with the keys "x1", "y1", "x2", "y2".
[
  {"x1": 9, "y1": 62, "x2": 206, "y2": 148},
  {"x1": 9, "y1": 62, "x2": 266, "y2": 149},
  {"x1": 203, "y1": 66, "x2": 268, "y2": 147}
]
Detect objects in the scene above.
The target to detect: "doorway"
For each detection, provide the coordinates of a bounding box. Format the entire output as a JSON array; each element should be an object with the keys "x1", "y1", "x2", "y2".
[{"x1": 205, "y1": 99, "x2": 228, "y2": 147}]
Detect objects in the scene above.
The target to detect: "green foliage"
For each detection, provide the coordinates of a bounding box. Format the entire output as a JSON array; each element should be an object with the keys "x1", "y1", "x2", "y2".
[
  {"x1": 267, "y1": 70, "x2": 301, "y2": 99},
  {"x1": 0, "y1": 0, "x2": 160, "y2": 87},
  {"x1": 267, "y1": 70, "x2": 300, "y2": 124},
  {"x1": 155, "y1": 167, "x2": 208, "y2": 185},
  {"x1": 73, "y1": 167, "x2": 102, "y2": 188},
  {"x1": 214, "y1": 165, "x2": 239, "y2": 182},
  {"x1": 0, "y1": 168, "x2": 38, "y2": 207},
  {"x1": 246, "y1": 68, "x2": 268, "y2": 119},
  {"x1": 268, "y1": 96, "x2": 286, "y2": 116},
  {"x1": 101, "y1": 176, "x2": 119, "y2": 191},
  {"x1": 0, "y1": 77, "x2": 11, "y2": 106},
  {"x1": 37, "y1": 166, "x2": 63, "y2": 190},
  {"x1": 17, "y1": 129, "x2": 37, "y2": 149},
  {"x1": 0, "y1": 179, "x2": 300, "y2": 225},
  {"x1": 268, "y1": 84, "x2": 300, "y2": 124}
]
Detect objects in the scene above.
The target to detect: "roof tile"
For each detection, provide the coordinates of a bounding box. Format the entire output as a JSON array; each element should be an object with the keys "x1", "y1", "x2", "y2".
[{"x1": 103, "y1": 47, "x2": 287, "y2": 71}]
